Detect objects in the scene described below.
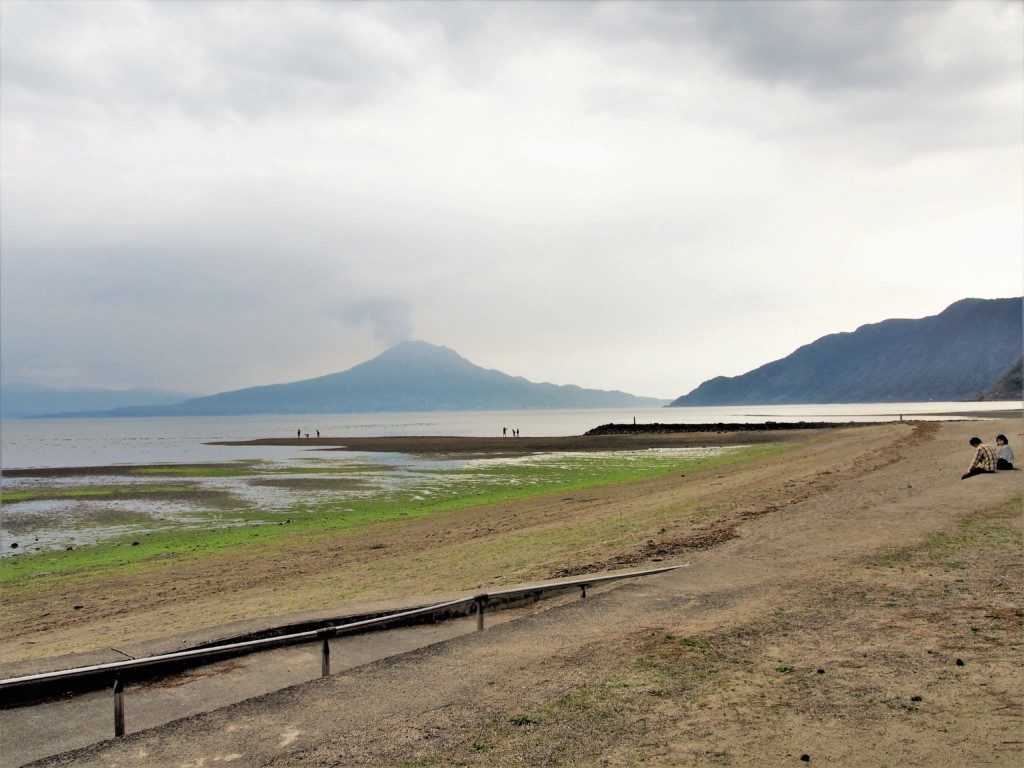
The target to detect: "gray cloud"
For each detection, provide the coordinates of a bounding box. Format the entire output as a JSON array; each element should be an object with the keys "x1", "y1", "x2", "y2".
[
  {"x1": 2, "y1": 1, "x2": 1017, "y2": 148},
  {"x1": 1, "y1": 0, "x2": 1020, "y2": 397},
  {"x1": 0, "y1": 0, "x2": 424, "y2": 121},
  {"x1": 691, "y1": 2, "x2": 940, "y2": 91}
]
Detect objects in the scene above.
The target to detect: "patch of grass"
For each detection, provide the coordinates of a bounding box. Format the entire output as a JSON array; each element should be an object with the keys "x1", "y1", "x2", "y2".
[{"x1": 132, "y1": 466, "x2": 252, "y2": 478}]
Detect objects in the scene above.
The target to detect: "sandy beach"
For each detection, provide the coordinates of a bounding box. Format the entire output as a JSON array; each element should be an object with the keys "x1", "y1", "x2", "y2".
[
  {"x1": 1, "y1": 419, "x2": 1017, "y2": 661},
  {"x1": 7, "y1": 415, "x2": 1020, "y2": 767}
]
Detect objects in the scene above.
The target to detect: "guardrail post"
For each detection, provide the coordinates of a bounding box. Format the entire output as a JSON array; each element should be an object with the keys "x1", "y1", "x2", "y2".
[
  {"x1": 475, "y1": 596, "x2": 487, "y2": 631},
  {"x1": 113, "y1": 678, "x2": 125, "y2": 738},
  {"x1": 320, "y1": 634, "x2": 331, "y2": 677},
  {"x1": 580, "y1": 584, "x2": 587, "y2": 599}
]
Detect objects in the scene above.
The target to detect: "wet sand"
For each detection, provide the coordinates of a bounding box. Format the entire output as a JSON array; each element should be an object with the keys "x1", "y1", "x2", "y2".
[{"x1": 206, "y1": 426, "x2": 850, "y2": 459}]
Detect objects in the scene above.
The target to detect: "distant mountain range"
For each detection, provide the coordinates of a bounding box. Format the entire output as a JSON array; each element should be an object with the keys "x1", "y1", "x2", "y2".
[
  {"x1": 32, "y1": 341, "x2": 666, "y2": 417},
  {"x1": 11, "y1": 298, "x2": 1020, "y2": 419},
  {"x1": 671, "y1": 297, "x2": 1023, "y2": 406},
  {"x1": 0, "y1": 385, "x2": 195, "y2": 419}
]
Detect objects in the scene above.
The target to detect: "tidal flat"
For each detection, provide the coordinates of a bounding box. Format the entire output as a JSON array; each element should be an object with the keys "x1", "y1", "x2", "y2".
[{"x1": 0, "y1": 446, "x2": 762, "y2": 583}]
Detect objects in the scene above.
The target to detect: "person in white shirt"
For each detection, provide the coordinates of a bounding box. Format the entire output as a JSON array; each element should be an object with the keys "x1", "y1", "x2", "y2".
[{"x1": 995, "y1": 434, "x2": 1014, "y2": 470}]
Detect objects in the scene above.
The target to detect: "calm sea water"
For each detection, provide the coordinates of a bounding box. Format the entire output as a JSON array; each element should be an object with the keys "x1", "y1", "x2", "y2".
[{"x1": 0, "y1": 402, "x2": 1017, "y2": 470}]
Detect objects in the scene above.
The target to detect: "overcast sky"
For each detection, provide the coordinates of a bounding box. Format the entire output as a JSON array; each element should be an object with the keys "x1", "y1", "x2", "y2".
[{"x1": 1, "y1": 0, "x2": 1021, "y2": 399}]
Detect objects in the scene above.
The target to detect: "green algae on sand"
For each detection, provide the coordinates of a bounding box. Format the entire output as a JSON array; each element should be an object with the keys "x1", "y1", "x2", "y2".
[{"x1": 0, "y1": 444, "x2": 785, "y2": 585}]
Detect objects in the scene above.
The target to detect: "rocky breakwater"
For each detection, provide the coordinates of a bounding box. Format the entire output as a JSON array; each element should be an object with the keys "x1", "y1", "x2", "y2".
[{"x1": 584, "y1": 421, "x2": 878, "y2": 436}]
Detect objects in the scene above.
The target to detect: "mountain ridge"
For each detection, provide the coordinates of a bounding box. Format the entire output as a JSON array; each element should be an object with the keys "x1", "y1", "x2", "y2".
[
  {"x1": 37, "y1": 341, "x2": 666, "y2": 417},
  {"x1": 0, "y1": 385, "x2": 196, "y2": 419},
  {"x1": 670, "y1": 297, "x2": 1023, "y2": 406}
]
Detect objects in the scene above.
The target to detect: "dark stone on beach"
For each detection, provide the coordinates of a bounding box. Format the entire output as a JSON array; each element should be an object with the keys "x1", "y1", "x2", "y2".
[
  {"x1": 10, "y1": 542, "x2": 17, "y2": 549},
  {"x1": 800, "y1": 755, "x2": 810, "y2": 762},
  {"x1": 73, "y1": 605, "x2": 83, "y2": 610},
  {"x1": 911, "y1": 695, "x2": 922, "y2": 702},
  {"x1": 956, "y1": 658, "x2": 964, "y2": 666},
  {"x1": 817, "y1": 668, "x2": 825, "y2": 674}
]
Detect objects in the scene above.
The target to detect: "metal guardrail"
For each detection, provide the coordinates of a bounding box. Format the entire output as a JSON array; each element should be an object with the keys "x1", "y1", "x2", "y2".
[{"x1": 0, "y1": 564, "x2": 681, "y2": 736}]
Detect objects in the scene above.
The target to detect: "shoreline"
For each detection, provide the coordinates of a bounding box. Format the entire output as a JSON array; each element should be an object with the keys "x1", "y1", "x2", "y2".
[
  {"x1": 1, "y1": 431, "x2": 797, "y2": 476},
  {"x1": 5, "y1": 412, "x2": 1018, "y2": 475}
]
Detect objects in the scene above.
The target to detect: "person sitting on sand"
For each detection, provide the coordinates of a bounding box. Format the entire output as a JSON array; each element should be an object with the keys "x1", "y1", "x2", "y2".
[
  {"x1": 995, "y1": 434, "x2": 1014, "y2": 470},
  {"x1": 961, "y1": 437, "x2": 997, "y2": 479}
]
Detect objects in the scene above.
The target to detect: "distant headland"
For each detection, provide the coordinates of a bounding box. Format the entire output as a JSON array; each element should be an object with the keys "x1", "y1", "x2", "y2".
[{"x1": 670, "y1": 297, "x2": 1022, "y2": 406}]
